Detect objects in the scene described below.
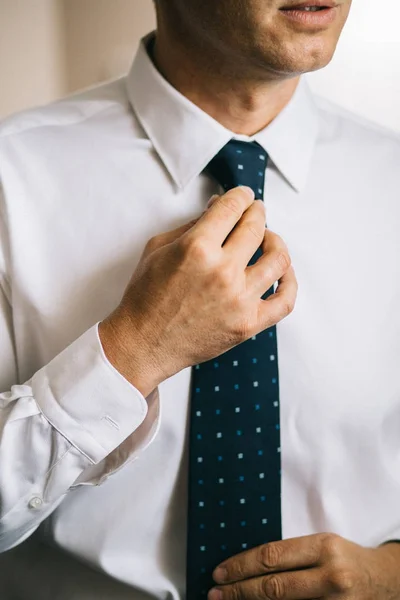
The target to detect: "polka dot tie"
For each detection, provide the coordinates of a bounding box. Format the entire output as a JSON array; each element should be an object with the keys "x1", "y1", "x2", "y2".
[{"x1": 186, "y1": 141, "x2": 282, "y2": 600}]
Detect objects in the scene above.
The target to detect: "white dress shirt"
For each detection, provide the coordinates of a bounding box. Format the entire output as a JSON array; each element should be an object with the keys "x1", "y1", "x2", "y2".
[{"x1": 1, "y1": 34, "x2": 400, "y2": 599}]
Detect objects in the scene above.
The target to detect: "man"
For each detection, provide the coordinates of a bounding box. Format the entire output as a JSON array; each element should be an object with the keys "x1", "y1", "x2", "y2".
[{"x1": 1, "y1": 0, "x2": 400, "y2": 598}]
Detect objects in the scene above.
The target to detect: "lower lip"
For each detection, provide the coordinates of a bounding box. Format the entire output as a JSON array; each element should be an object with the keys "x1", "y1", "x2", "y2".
[{"x1": 279, "y1": 7, "x2": 338, "y2": 27}]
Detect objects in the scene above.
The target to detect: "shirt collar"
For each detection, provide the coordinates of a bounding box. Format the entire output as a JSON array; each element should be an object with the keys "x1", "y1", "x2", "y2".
[{"x1": 126, "y1": 34, "x2": 319, "y2": 193}]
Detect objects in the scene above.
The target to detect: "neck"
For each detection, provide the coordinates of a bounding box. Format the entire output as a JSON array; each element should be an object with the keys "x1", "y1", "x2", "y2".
[{"x1": 152, "y1": 27, "x2": 299, "y2": 136}]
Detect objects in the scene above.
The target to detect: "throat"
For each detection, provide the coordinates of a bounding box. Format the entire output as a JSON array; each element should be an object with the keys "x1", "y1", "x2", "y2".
[{"x1": 152, "y1": 32, "x2": 301, "y2": 136}]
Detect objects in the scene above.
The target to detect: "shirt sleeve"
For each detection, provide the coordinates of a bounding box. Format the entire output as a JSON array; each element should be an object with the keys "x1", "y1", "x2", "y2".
[
  {"x1": 0, "y1": 279, "x2": 158, "y2": 553},
  {"x1": 0, "y1": 180, "x2": 160, "y2": 552}
]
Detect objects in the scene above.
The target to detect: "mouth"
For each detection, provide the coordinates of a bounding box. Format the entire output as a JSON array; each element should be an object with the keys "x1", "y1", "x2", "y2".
[{"x1": 279, "y1": 1, "x2": 340, "y2": 27}]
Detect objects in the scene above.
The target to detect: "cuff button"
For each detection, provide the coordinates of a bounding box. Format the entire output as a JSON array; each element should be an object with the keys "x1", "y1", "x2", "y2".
[{"x1": 28, "y1": 496, "x2": 43, "y2": 510}]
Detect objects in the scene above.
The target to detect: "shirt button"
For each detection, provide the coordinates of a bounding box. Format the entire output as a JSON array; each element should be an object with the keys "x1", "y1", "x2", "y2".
[{"x1": 28, "y1": 496, "x2": 43, "y2": 510}]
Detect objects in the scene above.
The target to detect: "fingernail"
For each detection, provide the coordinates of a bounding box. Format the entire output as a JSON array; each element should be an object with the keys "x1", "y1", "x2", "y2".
[
  {"x1": 207, "y1": 194, "x2": 220, "y2": 208},
  {"x1": 213, "y1": 567, "x2": 228, "y2": 583},
  {"x1": 239, "y1": 185, "x2": 255, "y2": 199},
  {"x1": 208, "y1": 588, "x2": 223, "y2": 600}
]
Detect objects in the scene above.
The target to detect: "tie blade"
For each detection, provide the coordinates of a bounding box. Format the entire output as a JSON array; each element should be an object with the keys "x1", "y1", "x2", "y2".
[{"x1": 187, "y1": 140, "x2": 281, "y2": 600}]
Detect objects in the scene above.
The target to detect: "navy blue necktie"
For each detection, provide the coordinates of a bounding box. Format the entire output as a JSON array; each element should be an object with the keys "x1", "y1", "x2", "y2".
[{"x1": 186, "y1": 140, "x2": 282, "y2": 600}]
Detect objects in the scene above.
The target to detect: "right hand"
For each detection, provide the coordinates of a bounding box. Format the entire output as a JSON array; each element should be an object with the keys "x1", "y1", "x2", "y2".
[{"x1": 99, "y1": 186, "x2": 297, "y2": 396}]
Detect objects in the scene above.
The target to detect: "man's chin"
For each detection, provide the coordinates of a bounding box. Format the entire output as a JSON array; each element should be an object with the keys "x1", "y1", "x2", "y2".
[{"x1": 268, "y1": 37, "x2": 338, "y2": 76}]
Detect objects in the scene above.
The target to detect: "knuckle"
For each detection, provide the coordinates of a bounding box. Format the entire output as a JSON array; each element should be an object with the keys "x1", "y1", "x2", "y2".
[
  {"x1": 220, "y1": 193, "x2": 244, "y2": 217},
  {"x1": 264, "y1": 229, "x2": 282, "y2": 249},
  {"x1": 327, "y1": 567, "x2": 356, "y2": 593},
  {"x1": 246, "y1": 221, "x2": 264, "y2": 242},
  {"x1": 145, "y1": 235, "x2": 160, "y2": 253},
  {"x1": 225, "y1": 559, "x2": 244, "y2": 583},
  {"x1": 322, "y1": 533, "x2": 343, "y2": 559},
  {"x1": 280, "y1": 299, "x2": 295, "y2": 319},
  {"x1": 262, "y1": 575, "x2": 285, "y2": 600},
  {"x1": 275, "y1": 250, "x2": 291, "y2": 272},
  {"x1": 184, "y1": 235, "x2": 211, "y2": 264},
  {"x1": 217, "y1": 266, "x2": 234, "y2": 290},
  {"x1": 260, "y1": 542, "x2": 282, "y2": 570},
  {"x1": 229, "y1": 582, "x2": 243, "y2": 600}
]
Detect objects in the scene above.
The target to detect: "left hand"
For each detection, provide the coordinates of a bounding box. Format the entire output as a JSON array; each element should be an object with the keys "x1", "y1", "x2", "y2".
[{"x1": 209, "y1": 533, "x2": 400, "y2": 600}]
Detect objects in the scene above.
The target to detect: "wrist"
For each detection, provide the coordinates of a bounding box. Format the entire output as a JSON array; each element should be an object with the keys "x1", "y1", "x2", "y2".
[
  {"x1": 370, "y1": 542, "x2": 400, "y2": 591},
  {"x1": 99, "y1": 313, "x2": 163, "y2": 397}
]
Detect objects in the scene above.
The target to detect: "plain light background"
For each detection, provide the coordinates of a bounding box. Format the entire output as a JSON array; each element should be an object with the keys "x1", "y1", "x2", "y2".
[{"x1": 0, "y1": 0, "x2": 400, "y2": 132}]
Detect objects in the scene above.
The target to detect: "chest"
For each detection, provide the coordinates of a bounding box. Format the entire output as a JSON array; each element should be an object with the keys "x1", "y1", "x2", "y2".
[{"x1": 8, "y1": 158, "x2": 400, "y2": 413}]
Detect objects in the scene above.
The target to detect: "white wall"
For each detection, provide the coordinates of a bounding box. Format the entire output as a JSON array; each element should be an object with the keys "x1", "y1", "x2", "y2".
[
  {"x1": 308, "y1": 0, "x2": 400, "y2": 132},
  {"x1": 0, "y1": 0, "x2": 156, "y2": 119},
  {"x1": 0, "y1": 0, "x2": 400, "y2": 132},
  {"x1": 63, "y1": 0, "x2": 155, "y2": 93},
  {"x1": 0, "y1": 0, "x2": 66, "y2": 118}
]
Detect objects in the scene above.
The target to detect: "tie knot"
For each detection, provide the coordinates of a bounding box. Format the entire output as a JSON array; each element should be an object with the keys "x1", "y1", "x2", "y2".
[{"x1": 206, "y1": 140, "x2": 268, "y2": 200}]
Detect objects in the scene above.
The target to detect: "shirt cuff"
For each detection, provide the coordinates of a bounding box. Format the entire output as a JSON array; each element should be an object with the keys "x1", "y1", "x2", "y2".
[{"x1": 31, "y1": 324, "x2": 149, "y2": 464}]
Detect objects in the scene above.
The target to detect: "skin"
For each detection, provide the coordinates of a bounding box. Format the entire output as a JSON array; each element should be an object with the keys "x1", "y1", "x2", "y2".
[
  {"x1": 209, "y1": 534, "x2": 400, "y2": 600},
  {"x1": 100, "y1": 0, "x2": 400, "y2": 597},
  {"x1": 153, "y1": 0, "x2": 352, "y2": 134},
  {"x1": 100, "y1": 188, "x2": 296, "y2": 395}
]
